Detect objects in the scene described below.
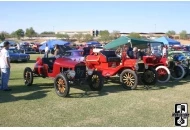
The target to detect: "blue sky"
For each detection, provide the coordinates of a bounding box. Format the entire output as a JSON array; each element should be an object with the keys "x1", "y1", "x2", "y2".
[{"x1": 0, "y1": 1, "x2": 190, "y2": 33}]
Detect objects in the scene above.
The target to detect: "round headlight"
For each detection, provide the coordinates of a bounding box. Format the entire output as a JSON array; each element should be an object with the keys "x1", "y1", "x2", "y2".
[
  {"x1": 134, "y1": 63, "x2": 139, "y2": 70},
  {"x1": 69, "y1": 70, "x2": 76, "y2": 78},
  {"x1": 87, "y1": 69, "x2": 93, "y2": 75},
  {"x1": 145, "y1": 64, "x2": 148, "y2": 69}
]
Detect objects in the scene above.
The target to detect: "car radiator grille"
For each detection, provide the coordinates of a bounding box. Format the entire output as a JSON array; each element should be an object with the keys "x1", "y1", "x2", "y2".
[
  {"x1": 74, "y1": 65, "x2": 86, "y2": 79},
  {"x1": 138, "y1": 63, "x2": 145, "y2": 72}
]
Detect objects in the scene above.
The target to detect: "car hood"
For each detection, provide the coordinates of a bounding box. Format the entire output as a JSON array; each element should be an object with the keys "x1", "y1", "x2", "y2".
[{"x1": 55, "y1": 57, "x2": 81, "y2": 68}]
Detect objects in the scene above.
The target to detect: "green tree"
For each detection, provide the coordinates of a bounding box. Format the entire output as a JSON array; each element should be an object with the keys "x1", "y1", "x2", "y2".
[
  {"x1": 10, "y1": 31, "x2": 16, "y2": 38},
  {"x1": 179, "y1": 30, "x2": 188, "y2": 40},
  {"x1": 41, "y1": 31, "x2": 55, "y2": 34},
  {"x1": 99, "y1": 30, "x2": 113, "y2": 43},
  {"x1": 15, "y1": 29, "x2": 25, "y2": 40},
  {"x1": 111, "y1": 30, "x2": 120, "y2": 39},
  {"x1": 56, "y1": 34, "x2": 70, "y2": 41},
  {"x1": 83, "y1": 34, "x2": 93, "y2": 42},
  {"x1": 0, "y1": 33, "x2": 5, "y2": 41},
  {"x1": 128, "y1": 32, "x2": 141, "y2": 39},
  {"x1": 0, "y1": 31, "x2": 10, "y2": 41},
  {"x1": 25, "y1": 27, "x2": 37, "y2": 38},
  {"x1": 166, "y1": 30, "x2": 176, "y2": 36}
]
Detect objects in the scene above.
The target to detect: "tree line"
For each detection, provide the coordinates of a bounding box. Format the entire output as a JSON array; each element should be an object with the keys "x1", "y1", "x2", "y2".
[{"x1": 0, "y1": 27, "x2": 189, "y2": 42}]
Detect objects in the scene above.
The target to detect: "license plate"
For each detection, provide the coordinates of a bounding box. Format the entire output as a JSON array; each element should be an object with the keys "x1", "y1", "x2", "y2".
[{"x1": 18, "y1": 59, "x2": 22, "y2": 61}]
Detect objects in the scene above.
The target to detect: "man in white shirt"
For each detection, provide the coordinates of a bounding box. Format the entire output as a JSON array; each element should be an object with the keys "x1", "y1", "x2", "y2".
[
  {"x1": 0, "y1": 41, "x2": 11, "y2": 91},
  {"x1": 17, "y1": 43, "x2": 20, "y2": 50},
  {"x1": 44, "y1": 43, "x2": 49, "y2": 58}
]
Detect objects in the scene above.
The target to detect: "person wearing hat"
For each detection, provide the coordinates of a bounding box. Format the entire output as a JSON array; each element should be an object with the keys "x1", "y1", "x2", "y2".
[{"x1": 0, "y1": 41, "x2": 11, "y2": 91}]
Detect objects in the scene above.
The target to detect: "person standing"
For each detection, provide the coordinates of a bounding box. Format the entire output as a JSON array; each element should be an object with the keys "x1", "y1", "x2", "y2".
[
  {"x1": 45, "y1": 43, "x2": 49, "y2": 58},
  {"x1": 17, "y1": 43, "x2": 20, "y2": 51},
  {"x1": 0, "y1": 41, "x2": 11, "y2": 91}
]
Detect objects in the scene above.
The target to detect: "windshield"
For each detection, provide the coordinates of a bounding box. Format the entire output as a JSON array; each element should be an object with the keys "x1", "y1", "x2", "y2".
[
  {"x1": 8, "y1": 49, "x2": 20, "y2": 53},
  {"x1": 64, "y1": 51, "x2": 83, "y2": 56},
  {"x1": 64, "y1": 52, "x2": 72, "y2": 56},
  {"x1": 150, "y1": 43, "x2": 162, "y2": 55}
]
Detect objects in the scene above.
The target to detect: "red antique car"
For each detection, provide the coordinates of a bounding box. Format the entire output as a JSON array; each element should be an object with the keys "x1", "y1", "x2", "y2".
[
  {"x1": 85, "y1": 48, "x2": 156, "y2": 90},
  {"x1": 23, "y1": 56, "x2": 103, "y2": 97}
]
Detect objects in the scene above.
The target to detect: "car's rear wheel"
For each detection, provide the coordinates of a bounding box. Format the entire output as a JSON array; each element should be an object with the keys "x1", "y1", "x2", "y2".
[
  {"x1": 181, "y1": 65, "x2": 189, "y2": 78},
  {"x1": 141, "y1": 67, "x2": 157, "y2": 85},
  {"x1": 120, "y1": 69, "x2": 138, "y2": 90},
  {"x1": 54, "y1": 73, "x2": 70, "y2": 97},
  {"x1": 23, "y1": 67, "x2": 33, "y2": 86},
  {"x1": 155, "y1": 66, "x2": 170, "y2": 83},
  {"x1": 170, "y1": 65, "x2": 185, "y2": 80},
  {"x1": 88, "y1": 71, "x2": 104, "y2": 91}
]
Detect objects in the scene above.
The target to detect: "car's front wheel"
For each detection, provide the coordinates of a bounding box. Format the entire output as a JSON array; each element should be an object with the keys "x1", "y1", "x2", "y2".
[
  {"x1": 54, "y1": 73, "x2": 70, "y2": 97},
  {"x1": 23, "y1": 67, "x2": 33, "y2": 86}
]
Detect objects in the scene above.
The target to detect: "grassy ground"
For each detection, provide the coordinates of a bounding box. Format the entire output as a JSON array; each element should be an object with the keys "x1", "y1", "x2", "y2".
[{"x1": 0, "y1": 54, "x2": 190, "y2": 127}]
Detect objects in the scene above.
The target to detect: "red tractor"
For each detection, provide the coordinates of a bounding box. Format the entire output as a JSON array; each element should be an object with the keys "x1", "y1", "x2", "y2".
[{"x1": 23, "y1": 56, "x2": 103, "y2": 97}]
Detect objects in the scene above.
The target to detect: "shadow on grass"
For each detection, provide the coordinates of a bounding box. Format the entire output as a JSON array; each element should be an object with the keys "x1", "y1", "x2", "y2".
[
  {"x1": 0, "y1": 83, "x2": 52, "y2": 103},
  {"x1": 1, "y1": 76, "x2": 190, "y2": 101}
]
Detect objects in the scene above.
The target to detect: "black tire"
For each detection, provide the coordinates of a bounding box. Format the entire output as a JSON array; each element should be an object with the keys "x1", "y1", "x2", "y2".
[
  {"x1": 87, "y1": 71, "x2": 104, "y2": 91},
  {"x1": 183, "y1": 66, "x2": 189, "y2": 78},
  {"x1": 54, "y1": 73, "x2": 70, "y2": 97},
  {"x1": 120, "y1": 69, "x2": 138, "y2": 90},
  {"x1": 141, "y1": 67, "x2": 158, "y2": 85},
  {"x1": 23, "y1": 67, "x2": 33, "y2": 86}
]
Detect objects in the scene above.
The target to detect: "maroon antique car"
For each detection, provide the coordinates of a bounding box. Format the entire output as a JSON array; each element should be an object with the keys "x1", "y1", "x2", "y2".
[{"x1": 23, "y1": 56, "x2": 103, "y2": 97}]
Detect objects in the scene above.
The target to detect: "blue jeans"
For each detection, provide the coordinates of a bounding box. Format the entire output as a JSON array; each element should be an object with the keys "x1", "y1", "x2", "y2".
[{"x1": 0, "y1": 68, "x2": 10, "y2": 90}]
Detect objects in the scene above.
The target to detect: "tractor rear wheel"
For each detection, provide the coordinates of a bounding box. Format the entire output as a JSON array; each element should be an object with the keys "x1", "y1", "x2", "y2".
[{"x1": 120, "y1": 69, "x2": 138, "y2": 90}]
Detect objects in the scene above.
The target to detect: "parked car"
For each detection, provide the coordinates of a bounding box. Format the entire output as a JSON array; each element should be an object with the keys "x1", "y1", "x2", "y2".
[
  {"x1": 23, "y1": 47, "x2": 36, "y2": 54},
  {"x1": 23, "y1": 56, "x2": 102, "y2": 97},
  {"x1": 8, "y1": 48, "x2": 30, "y2": 62},
  {"x1": 64, "y1": 50, "x2": 84, "y2": 62}
]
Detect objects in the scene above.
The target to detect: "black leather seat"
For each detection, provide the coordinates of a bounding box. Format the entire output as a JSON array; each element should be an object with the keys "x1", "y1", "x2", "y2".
[
  {"x1": 42, "y1": 57, "x2": 56, "y2": 71},
  {"x1": 100, "y1": 51, "x2": 121, "y2": 62}
]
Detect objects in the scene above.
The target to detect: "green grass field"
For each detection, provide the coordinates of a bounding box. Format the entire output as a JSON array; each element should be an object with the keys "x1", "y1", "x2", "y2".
[{"x1": 0, "y1": 54, "x2": 190, "y2": 127}]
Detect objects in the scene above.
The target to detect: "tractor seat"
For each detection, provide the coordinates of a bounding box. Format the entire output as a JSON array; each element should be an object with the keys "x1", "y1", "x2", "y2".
[
  {"x1": 42, "y1": 57, "x2": 56, "y2": 71},
  {"x1": 100, "y1": 50, "x2": 121, "y2": 62}
]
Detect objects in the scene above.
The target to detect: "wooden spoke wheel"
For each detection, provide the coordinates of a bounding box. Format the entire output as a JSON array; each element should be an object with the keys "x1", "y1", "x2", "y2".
[
  {"x1": 54, "y1": 74, "x2": 70, "y2": 97},
  {"x1": 23, "y1": 67, "x2": 33, "y2": 86},
  {"x1": 142, "y1": 68, "x2": 157, "y2": 85},
  {"x1": 88, "y1": 71, "x2": 104, "y2": 91},
  {"x1": 120, "y1": 69, "x2": 138, "y2": 90}
]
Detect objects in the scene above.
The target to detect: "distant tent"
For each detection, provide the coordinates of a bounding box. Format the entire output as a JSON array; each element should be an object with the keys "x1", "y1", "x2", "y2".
[
  {"x1": 39, "y1": 40, "x2": 70, "y2": 51},
  {"x1": 154, "y1": 36, "x2": 180, "y2": 46},
  {"x1": 86, "y1": 41, "x2": 100, "y2": 45},
  {"x1": 104, "y1": 36, "x2": 163, "y2": 50}
]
